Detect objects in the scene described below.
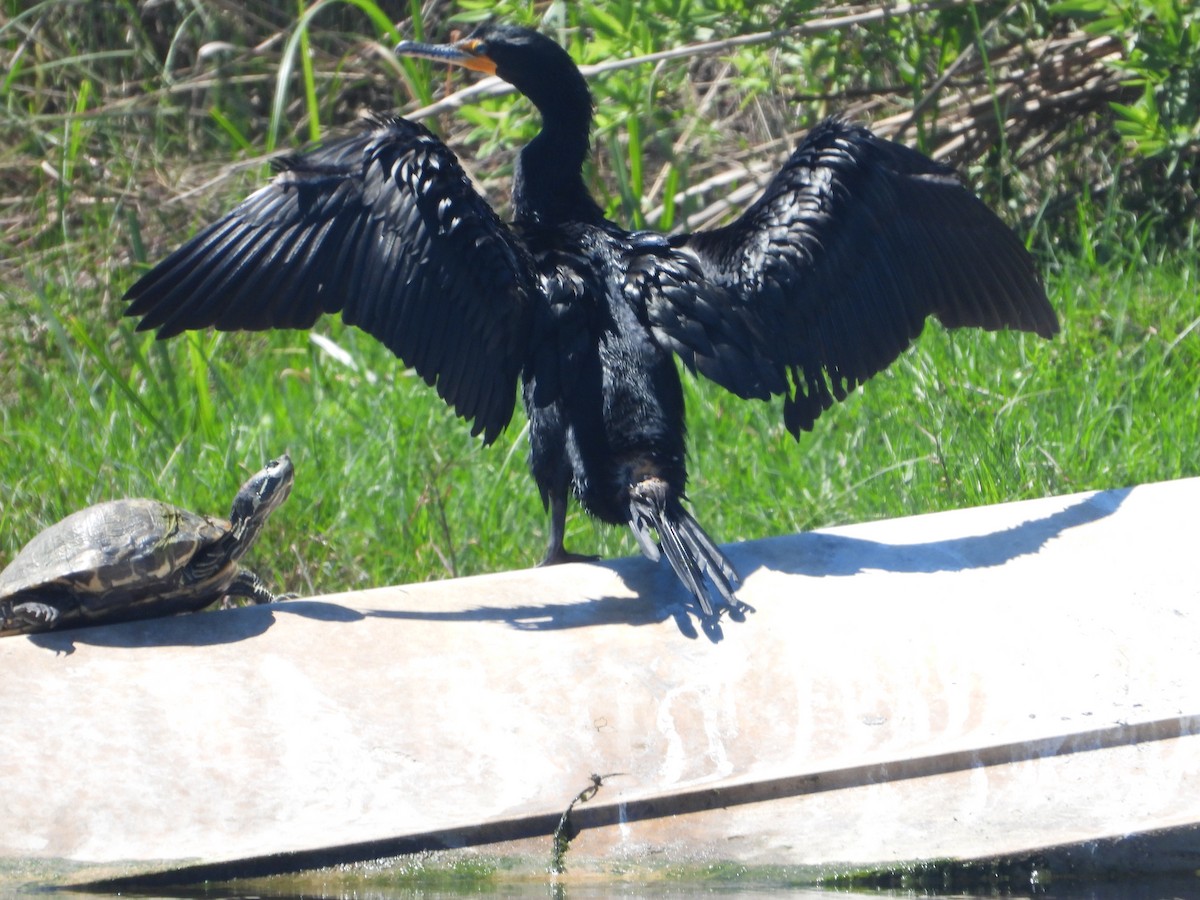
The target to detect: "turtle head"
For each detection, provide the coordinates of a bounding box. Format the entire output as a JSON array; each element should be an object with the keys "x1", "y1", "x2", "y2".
[{"x1": 228, "y1": 455, "x2": 294, "y2": 554}]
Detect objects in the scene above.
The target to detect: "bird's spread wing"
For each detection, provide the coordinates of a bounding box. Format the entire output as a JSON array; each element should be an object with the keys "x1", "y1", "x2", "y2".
[
  {"x1": 655, "y1": 118, "x2": 1059, "y2": 436},
  {"x1": 124, "y1": 114, "x2": 538, "y2": 443}
]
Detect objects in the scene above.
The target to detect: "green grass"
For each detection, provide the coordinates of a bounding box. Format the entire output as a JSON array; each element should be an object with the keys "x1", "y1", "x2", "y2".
[{"x1": 2, "y1": 0, "x2": 1198, "y2": 599}]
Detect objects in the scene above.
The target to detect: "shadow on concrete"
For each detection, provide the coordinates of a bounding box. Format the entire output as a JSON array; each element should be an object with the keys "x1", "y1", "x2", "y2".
[
  {"x1": 22, "y1": 599, "x2": 361, "y2": 655},
  {"x1": 360, "y1": 548, "x2": 741, "y2": 641},
  {"x1": 740, "y1": 486, "x2": 1132, "y2": 579},
  {"x1": 367, "y1": 487, "x2": 1131, "y2": 644},
  {"x1": 33, "y1": 488, "x2": 1124, "y2": 652},
  {"x1": 270, "y1": 599, "x2": 366, "y2": 623}
]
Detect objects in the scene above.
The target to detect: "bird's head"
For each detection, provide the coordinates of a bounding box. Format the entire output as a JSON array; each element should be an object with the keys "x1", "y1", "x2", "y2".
[
  {"x1": 395, "y1": 23, "x2": 586, "y2": 116},
  {"x1": 396, "y1": 22, "x2": 600, "y2": 224}
]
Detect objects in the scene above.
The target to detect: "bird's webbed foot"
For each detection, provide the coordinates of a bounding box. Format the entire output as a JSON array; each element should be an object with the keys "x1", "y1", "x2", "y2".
[{"x1": 538, "y1": 546, "x2": 601, "y2": 567}]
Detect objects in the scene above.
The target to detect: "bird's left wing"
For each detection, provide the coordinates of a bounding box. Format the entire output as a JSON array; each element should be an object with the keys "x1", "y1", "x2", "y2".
[
  {"x1": 649, "y1": 118, "x2": 1058, "y2": 437},
  {"x1": 125, "y1": 115, "x2": 538, "y2": 443}
]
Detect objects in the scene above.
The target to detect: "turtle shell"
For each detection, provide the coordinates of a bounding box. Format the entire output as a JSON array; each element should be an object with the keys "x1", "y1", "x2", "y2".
[{"x1": 0, "y1": 499, "x2": 233, "y2": 631}]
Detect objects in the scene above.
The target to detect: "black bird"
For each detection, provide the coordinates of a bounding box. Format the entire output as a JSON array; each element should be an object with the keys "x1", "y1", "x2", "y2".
[{"x1": 124, "y1": 23, "x2": 1059, "y2": 618}]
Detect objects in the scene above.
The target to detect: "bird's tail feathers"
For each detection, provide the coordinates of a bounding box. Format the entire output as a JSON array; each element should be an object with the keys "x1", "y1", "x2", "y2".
[{"x1": 629, "y1": 479, "x2": 740, "y2": 617}]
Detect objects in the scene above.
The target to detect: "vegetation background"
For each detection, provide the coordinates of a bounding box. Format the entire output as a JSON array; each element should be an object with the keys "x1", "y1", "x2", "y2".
[{"x1": 1, "y1": 0, "x2": 1197, "y2": 600}]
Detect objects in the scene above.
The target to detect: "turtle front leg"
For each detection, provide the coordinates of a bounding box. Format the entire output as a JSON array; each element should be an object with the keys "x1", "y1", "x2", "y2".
[
  {"x1": 1, "y1": 600, "x2": 61, "y2": 634},
  {"x1": 222, "y1": 569, "x2": 293, "y2": 606}
]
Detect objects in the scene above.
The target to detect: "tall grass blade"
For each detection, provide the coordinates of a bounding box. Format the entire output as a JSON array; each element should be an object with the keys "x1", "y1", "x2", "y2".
[
  {"x1": 297, "y1": 0, "x2": 322, "y2": 143},
  {"x1": 66, "y1": 319, "x2": 172, "y2": 439},
  {"x1": 269, "y1": 0, "x2": 404, "y2": 151}
]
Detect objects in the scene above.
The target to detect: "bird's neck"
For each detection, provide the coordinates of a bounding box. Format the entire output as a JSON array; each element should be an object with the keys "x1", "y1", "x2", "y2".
[{"x1": 513, "y1": 78, "x2": 604, "y2": 227}]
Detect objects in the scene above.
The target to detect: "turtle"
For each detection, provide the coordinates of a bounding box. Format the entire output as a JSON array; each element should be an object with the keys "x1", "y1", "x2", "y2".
[{"x1": 0, "y1": 455, "x2": 294, "y2": 637}]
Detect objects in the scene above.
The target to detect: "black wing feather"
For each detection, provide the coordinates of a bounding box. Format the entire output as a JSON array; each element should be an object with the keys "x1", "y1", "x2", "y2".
[
  {"x1": 124, "y1": 114, "x2": 538, "y2": 443},
  {"x1": 660, "y1": 118, "x2": 1058, "y2": 435}
]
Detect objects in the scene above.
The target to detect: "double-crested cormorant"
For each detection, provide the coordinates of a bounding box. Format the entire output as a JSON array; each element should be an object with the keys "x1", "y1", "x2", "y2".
[{"x1": 125, "y1": 23, "x2": 1059, "y2": 618}]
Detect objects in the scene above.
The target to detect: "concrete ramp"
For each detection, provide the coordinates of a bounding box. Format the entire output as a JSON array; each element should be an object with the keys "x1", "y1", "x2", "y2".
[{"x1": 2, "y1": 479, "x2": 1199, "y2": 890}]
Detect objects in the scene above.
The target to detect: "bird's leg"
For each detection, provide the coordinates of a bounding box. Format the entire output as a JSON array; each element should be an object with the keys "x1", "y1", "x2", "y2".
[{"x1": 538, "y1": 487, "x2": 599, "y2": 566}]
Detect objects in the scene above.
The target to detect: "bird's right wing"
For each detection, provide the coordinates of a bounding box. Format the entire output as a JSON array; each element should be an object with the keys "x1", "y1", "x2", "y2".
[
  {"x1": 125, "y1": 115, "x2": 538, "y2": 444},
  {"x1": 653, "y1": 118, "x2": 1058, "y2": 437}
]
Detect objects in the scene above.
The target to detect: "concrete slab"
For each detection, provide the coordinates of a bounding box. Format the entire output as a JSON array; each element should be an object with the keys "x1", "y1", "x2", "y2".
[{"x1": 2, "y1": 478, "x2": 1199, "y2": 889}]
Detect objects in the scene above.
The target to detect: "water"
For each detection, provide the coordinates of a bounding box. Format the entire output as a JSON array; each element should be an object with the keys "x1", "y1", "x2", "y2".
[
  {"x1": 37, "y1": 878, "x2": 1200, "y2": 899},
  {"x1": 13, "y1": 849, "x2": 1200, "y2": 900}
]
